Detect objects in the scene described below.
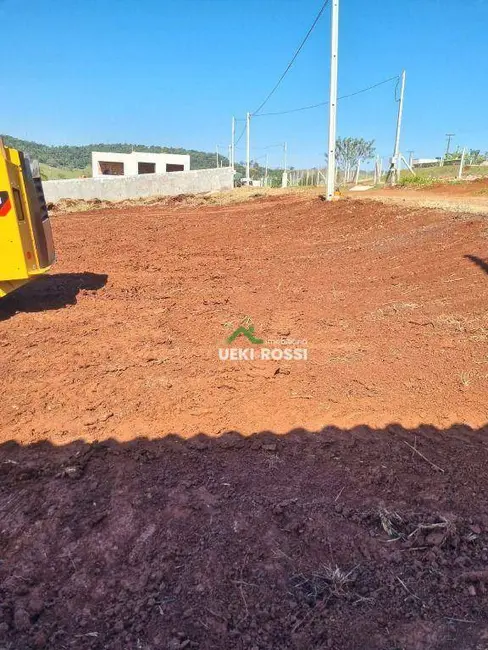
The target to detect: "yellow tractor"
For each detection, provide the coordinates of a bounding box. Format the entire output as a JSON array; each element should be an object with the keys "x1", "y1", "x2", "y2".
[{"x1": 0, "y1": 139, "x2": 55, "y2": 299}]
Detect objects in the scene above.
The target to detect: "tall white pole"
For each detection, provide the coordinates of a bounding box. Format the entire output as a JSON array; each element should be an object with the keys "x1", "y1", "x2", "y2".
[
  {"x1": 326, "y1": 0, "x2": 339, "y2": 201},
  {"x1": 458, "y1": 146, "x2": 466, "y2": 179},
  {"x1": 231, "y1": 116, "x2": 236, "y2": 168},
  {"x1": 265, "y1": 153, "x2": 269, "y2": 187},
  {"x1": 392, "y1": 69, "x2": 406, "y2": 184},
  {"x1": 216, "y1": 145, "x2": 219, "y2": 168},
  {"x1": 246, "y1": 112, "x2": 251, "y2": 183},
  {"x1": 282, "y1": 141, "x2": 288, "y2": 188}
]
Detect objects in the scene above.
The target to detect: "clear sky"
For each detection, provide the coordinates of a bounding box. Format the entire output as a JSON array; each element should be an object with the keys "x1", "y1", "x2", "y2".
[{"x1": 2, "y1": 0, "x2": 488, "y2": 169}]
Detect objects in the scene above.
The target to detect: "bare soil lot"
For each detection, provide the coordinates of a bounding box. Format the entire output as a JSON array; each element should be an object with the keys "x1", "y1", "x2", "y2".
[
  {"x1": 1, "y1": 192, "x2": 488, "y2": 649},
  {"x1": 366, "y1": 177, "x2": 488, "y2": 215}
]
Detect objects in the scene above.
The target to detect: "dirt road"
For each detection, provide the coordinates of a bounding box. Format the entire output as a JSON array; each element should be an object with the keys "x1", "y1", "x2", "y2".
[
  {"x1": 1, "y1": 192, "x2": 488, "y2": 649},
  {"x1": 363, "y1": 177, "x2": 488, "y2": 215}
]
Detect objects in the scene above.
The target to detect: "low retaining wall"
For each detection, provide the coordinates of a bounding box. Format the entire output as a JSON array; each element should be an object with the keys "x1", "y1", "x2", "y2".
[{"x1": 43, "y1": 168, "x2": 234, "y2": 203}]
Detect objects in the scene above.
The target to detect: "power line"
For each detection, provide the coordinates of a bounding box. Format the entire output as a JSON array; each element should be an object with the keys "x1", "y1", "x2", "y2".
[
  {"x1": 339, "y1": 75, "x2": 399, "y2": 101},
  {"x1": 254, "y1": 75, "x2": 399, "y2": 118},
  {"x1": 256, "y1": 100, "x2": 327, "y2": 118},
  {"x1": 234, "y1": 123, "x2": 247, "y2": 146},
  {"x1": 252, "y1": 0, "x2": 330, "y2": 116}
]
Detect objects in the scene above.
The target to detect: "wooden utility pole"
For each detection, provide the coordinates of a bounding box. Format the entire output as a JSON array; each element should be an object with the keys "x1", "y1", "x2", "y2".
[{"x1": 445, "y1": 133, "x2": 455, "y2": 156}]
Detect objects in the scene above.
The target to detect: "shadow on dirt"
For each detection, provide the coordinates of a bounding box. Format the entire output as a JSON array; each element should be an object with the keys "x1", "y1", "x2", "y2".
[
  {"x1": 0, "y1": 272, "x2": 108, "y2": 320},
  {"x1": 465, "y1": 254, "x2": 488, "y2": 275},
  {"x1": 0, "y1": 424, "x2": 487, "y2": 649}
]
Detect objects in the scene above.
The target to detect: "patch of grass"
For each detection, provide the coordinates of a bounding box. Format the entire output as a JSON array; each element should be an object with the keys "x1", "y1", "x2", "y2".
[
  {"x1": 400, "y1": 164, "x2": 488, "y2": 183},
  {"x1": 398, "y1": 174, "x2": 434, "y2": 188},
  {"x1": 40, "y1": 163, "x2": 91, "y2": 181}
]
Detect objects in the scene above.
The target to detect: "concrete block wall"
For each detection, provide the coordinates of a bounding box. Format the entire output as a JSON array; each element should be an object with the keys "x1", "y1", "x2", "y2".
[
  {"x1": 91, "y1": 151, "x2": 190, "y2": 177},
  {"x1": 43, "y1": 168, "x2": 234, "y2": 203}
]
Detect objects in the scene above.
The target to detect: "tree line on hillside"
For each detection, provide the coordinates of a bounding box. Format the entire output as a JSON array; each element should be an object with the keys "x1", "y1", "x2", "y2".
[
  {"x1": 1, "y1": 135, "x2": 226, "y2": 171},
  {"x1": 2, "y1": 134, "x2": 284, "y2": 183}
]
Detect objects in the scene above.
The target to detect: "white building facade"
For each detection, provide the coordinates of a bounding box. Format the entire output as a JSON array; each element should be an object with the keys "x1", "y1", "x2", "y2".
[{"x1": 91, "y1": 151, "x2": 190, "y2": 178}]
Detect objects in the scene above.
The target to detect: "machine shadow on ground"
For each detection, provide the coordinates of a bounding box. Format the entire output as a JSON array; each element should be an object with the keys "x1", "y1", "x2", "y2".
[
  {"x1": 0, "y1": 424, "x2": 487, "y2": 649},
  {"x1": 0, "y1": 272, "x2": 108, "y2": 320},
  {"x1": 465, "y1": 254, "x2": 488, "y2": 276}
]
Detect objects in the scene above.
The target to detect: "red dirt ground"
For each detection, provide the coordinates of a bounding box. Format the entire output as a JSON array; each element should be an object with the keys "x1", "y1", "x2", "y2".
[
  {"x1": 1, "y1": 193, "x2": 488, "y2": 648},
  {"x1": 366, "y1": 178, "x2": 488, "y2": 212}
]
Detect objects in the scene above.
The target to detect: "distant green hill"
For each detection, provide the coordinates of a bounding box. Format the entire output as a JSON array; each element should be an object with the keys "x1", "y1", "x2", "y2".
[
  {"x1": 2, "y1": 134, "x2": 285, "y2": 185},
  {"x1": 1, "y1": 135, "x2": 229, "y2": 174}
]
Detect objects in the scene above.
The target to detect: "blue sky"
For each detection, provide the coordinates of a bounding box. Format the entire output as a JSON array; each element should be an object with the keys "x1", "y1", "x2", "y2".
[{"x1": 2, "y1": 0, "x2": 488, "y2": 169}]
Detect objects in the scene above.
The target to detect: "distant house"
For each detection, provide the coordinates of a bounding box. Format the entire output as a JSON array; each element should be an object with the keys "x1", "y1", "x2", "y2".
[
  {"x1": 91, "y1": 151, "x2": 190, "y2": 178},
  {"x1": 412, "y1": 158, "x2": 440, "y2": 168}
]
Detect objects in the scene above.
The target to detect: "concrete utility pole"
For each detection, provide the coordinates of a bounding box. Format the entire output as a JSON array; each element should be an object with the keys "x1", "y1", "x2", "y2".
[
  {"x1": 326, "y1": 0, "x2": 339, "y2": 201},
  {"x1": 407, "y1": 150, "x2": 414, "y2": 168},
  {"x1": 385, "y1": 69, "x2": 406, "y2": 185},
  {"x1": 231, "y1": 116, "x2": 236, "y2": 168},
  {"x1": 392, "y1": 69, "x2": 406, "y2": 184},
  {"x1": 282, "y1": 142, "x2": 288, "y2": 187},
  {"x1": 458, "y1": 146, "x2": 466, "y2": 179},
  {"x1": 445, "y1": 133, "x2": 455, "y2": 157},
  {"x1": 246, "y1": 112, "x2": 251, "y2": 183},
  {"x1": 264, "y1": 153, "x2": 269, "y2": 187},
  {"x1": 216, "y1": 145, "x2": 220, "y2": 168}
]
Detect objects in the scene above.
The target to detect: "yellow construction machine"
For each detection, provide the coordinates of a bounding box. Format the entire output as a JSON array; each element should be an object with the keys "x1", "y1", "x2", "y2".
[{"x1": 0, "y1": 139, "x2": 55, "y2": 298}]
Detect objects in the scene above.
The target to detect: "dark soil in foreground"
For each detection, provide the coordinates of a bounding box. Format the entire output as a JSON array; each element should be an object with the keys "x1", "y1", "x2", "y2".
[{"x1": 1, "y1": 426, "x2": 488, "y2": 650}]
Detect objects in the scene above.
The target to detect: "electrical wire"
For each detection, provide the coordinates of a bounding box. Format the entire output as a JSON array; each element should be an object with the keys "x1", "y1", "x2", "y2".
[
  {"x1": 339, "y1": 75, "x2": 399, "y2": 102},
  {"x1": 394, "y1": 76, "x2": 400, "y2": 102},
  {"x1": 252, "y1": 0, "x2": 330, "y2": 116},
  {"x1": 234, "y1": 123, "x2": 247, "y2": 146},
  {"x1": 254, "y1": 75, "x2": 399, "y2": 117}
]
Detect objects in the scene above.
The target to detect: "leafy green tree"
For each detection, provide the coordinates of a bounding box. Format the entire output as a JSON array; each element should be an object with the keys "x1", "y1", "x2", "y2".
[
  {"x1": 444, "y1": 148, "x2": 463, "y2": 162},
  {"x1": 333, "y1": 137, "x2": 375, "y2": 182},
  {"x1": 467, "y1": 149, "x2": 486, "y2": 165},
  {"x1": 444, "y1": 148, "x2": 487, "y2": 165}
]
